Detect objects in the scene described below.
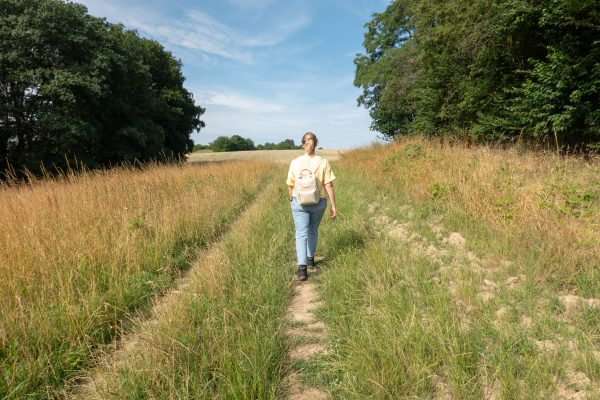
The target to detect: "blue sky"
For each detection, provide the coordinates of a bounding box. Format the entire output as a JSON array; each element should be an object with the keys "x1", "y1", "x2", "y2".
[{"x1": 77, "y1": 0, "x2": 390, "y2": 148}]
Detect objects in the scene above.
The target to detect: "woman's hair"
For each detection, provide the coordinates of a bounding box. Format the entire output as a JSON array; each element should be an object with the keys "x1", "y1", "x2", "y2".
[{"x1": 301, "y1": 132, "x2": 318, "y2": 155}]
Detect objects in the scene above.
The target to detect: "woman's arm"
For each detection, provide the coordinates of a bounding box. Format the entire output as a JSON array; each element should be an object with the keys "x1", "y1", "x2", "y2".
[
  {"x1": 325, "y1": 182, "x2": 336, "y2": 219},
  {"x1": 288, "y1": 185, "x2": 294, "y2": 201}
]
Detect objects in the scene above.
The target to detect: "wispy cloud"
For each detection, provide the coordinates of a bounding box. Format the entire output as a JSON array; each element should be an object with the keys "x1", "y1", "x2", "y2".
[
  {"x1": 193, "y1": 92, "x2": 375, "y2": 148},
  {"x1": 197, "y1": 91, "x2": 285, "y2": 113},
  {"x1": 226, "y1": 0, "x2": 275, "y2": 9},
  {"x1": 240, "y1": 15, "x2": 311, "y2": 47},
  {"x1": 78, "y1": 0, "x2": 310, "y2": 63},
  {"x1": 133, "y1": 10, "x2": 254, "y2": 63}
]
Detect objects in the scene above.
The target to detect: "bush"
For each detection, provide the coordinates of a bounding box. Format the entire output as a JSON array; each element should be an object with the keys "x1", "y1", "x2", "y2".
[
  {"x1": 256, "y1": 139, "x2": 301, "y2": 150},
  {"x1": 209, "y1": 135, "x2": 255, "y2": 152}
]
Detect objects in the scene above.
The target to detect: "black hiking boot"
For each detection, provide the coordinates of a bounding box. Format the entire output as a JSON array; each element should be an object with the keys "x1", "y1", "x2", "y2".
[
  {"x1": 307, "y1": 257, "x2": 315, "y2": 268},
  {"x1": 298, "y1": 265, "x2": 308, "y2": 281}
]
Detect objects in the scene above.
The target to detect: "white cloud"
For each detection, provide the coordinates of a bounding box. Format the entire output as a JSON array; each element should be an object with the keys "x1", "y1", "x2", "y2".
[
  {"x1": 240, "y1": 15, "x2": 311, "y2": 47},
  {"x1": 132, "y1": 11, "x2": 254, "y2": 63},
  {"x1": 77, "y1": 0, "x2": 310, "y2": 64},
  {"x1": 197, "y1": 91, "x2": 285, "y2": 113},
  {"x1": 227, "y1": 0, "x2": 274, "y2": 9},
  {"x1": 193, "y1": 93, "x2": 377, "y2": 148}
]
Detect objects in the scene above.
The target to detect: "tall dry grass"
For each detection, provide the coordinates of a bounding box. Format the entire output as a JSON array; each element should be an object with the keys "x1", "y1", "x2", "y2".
[
  {"x1": 78, "y1": 180, "x2": 292, "y2": 399},
  {"x1": 343, "y1": 138, "x2": 600, "y2": 285},
  {"x1": 0, "y1": 161, "x2": 276, "y2": 398},
  {"x1": 311, "y1": 139, "x2": 600, "y2": 398}
]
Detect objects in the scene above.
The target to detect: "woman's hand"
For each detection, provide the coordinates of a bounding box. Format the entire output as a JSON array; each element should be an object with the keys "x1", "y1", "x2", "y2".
[{"x1": 325, "y1": 182, "x2": 337, "y2": 219}]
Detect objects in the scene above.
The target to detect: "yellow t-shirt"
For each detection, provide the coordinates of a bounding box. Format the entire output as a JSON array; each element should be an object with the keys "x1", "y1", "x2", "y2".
[{"x1": 286, "y1": 154, "x2": 336, "y2": 198}]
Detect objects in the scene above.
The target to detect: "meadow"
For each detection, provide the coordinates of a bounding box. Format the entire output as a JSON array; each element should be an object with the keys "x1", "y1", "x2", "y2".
[
  {"x1": 0, "y1": 161, "x2": 277, "y2": 398},
  {"x1": 187, "y1": 148, "x2": 345, "y2": 163},
  {"x1": 1, "y1": 140, "x2": 599, "y2": 399},
  {"x1": 313, "y1": 139, "x2": 600, "y2": 398}
]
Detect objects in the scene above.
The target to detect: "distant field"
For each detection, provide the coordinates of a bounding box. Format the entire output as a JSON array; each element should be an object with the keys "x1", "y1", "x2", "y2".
[{"x1": 187, "y1": 148, "x2": 345, "y2": 163}]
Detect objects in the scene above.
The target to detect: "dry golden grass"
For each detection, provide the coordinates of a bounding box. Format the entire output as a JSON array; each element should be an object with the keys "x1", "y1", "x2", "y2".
[
  {"x1": 187, "y1": 148, "x2": 345, "y2": 163},
  {"x1": 343, "y1": 138, "x2": 600, "y2": 281},
  {"x1": 74, "y1": 179, "x2": 292, "y2": 399},
  {"x1": 0, "y1": 161, "x2": 276, "y2": 397},
  {"x1": 313, "y1": 138, "x2": 600, "y2": 398}
]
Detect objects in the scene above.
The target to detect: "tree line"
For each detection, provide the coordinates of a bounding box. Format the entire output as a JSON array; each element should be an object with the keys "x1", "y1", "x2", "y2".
[
  {"x1": 194, "y1": 135, "x2": 302, "y2": 152},
  {"x1": 0, "y1": 0, "x2": 204, "y2": 177},
  {"x1": 355, "y1": 0, "x2": 600, "y2": 151}
]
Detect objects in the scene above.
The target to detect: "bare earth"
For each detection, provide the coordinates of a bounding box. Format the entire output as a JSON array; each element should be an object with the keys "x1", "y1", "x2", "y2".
[
  {"x1": 187, "y1": 149, "x2": 345, "y2": 164},
  {"x1": 283, "y1": 270, "x2": 329, "y2": 400}
]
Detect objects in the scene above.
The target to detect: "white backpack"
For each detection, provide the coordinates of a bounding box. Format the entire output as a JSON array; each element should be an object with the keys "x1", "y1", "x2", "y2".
[{"x1": 295, "y1": 157, "x2": 321, "y2": 205}]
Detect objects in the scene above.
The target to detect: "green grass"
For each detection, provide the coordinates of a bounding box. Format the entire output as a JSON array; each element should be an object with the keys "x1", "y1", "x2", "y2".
[
  {"x1": 3, "y1": 141, "x2": 599, "y2": 398},
  {"x1": 0, "y1": 163, "x2": 276, "y2": 399},
  {"x1": 306, "y1": 163, "x2": 600, "y2": 399},
  {"x1": 85, "y1": 181, "x2": 296, "y2": 399}
]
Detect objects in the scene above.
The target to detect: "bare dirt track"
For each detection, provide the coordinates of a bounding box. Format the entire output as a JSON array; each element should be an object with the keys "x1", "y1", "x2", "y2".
[
  {"x1": 70, "y1": 183, "x2": 272, "y2": 399},
  {"x1": 283, "y1": 264, "x2": 329, "y2": 400}
]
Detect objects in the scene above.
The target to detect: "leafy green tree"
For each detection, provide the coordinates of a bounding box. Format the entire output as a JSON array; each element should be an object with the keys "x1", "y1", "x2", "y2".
[
  {"x1": 0, "y1": 0, "x2": 205, "y2": 176},
  {"x1": 209, "y1": 135, "x2": 255, "y2": 152},
  {"x1": 192, "y1": 143, "x2": 209, "y2": 152},
  {"x1": 256, "y1": 139, "x2": 301, "y2": 150},
  {"x1": 507, "y1": 0, "x2": 600, "y2": 149},
  {"x1": 354, "y1": 0, "x2": 417, "y2": 138},
  {"x1": 355, "y1": 0, "x2": 600, "y2": 150}
]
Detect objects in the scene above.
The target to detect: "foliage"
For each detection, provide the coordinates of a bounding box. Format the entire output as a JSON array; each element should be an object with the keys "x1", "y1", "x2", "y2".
[
  {"x1": 210, "y1": 135, "x2": 256, "y2": 152},
  {"x1": 256, "y1": 138, "x2": 301, "y2": 150},
  {"x1": 192, "y1": 143, "x2": 210, "y2": 152},
  {"x1": 0, "y1": 0, "x2": 204, "y2": 176},
  {"x1": 207, "y1": 136, "x2": 301, "y2": 152},
  {"x1": 355, "y1": 0, "x2": 600, "y2": 150}
]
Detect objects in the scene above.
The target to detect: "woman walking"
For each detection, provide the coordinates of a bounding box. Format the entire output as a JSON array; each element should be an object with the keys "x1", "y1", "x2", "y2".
[{"x1": 287, "y1": 132, "x2": 337, "y2": 281}]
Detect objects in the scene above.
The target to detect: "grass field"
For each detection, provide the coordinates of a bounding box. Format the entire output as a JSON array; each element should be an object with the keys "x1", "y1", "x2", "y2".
[
  {"x1": 0, "y1": 161, "x2": 277, "y2": 398},
  {"x1": 1, "y1": 143, "x2": 599, "y2": 398},
  {"x1": 187, "y1": 148, "x2": 345, "y2": 163}
]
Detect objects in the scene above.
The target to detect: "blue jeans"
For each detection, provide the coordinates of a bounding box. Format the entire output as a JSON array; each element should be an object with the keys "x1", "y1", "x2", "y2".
[{"x1": 291, "y1": 197, "x2": 327, "y2": 266}]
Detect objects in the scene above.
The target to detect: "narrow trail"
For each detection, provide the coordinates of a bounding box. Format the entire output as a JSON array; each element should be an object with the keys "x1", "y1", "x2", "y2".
[
  {"x1": 70, "y1": 190, "x2": 267, "y2": 399},
  {"x1": 73, "y1": 246, "x2": 226, "y2": 398},
  {"x1": 283, "y1": 263, "x2": 328, "y2": 400}
]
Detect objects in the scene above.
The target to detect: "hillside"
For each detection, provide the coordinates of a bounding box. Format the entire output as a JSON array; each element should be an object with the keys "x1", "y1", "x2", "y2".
[{"x1": 1, "y1": 141, "x2": 599, "y2": 398}]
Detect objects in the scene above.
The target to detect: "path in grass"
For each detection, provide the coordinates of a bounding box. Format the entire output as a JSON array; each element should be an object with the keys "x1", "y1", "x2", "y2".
[
  {"x1": 74, "y1": 243, "x2": 238, "y2": 397},
  {"x1": 283, "y1": 262, "x2": 328, "y2": 400},
  {"x1": 72, "y1": 180, "x2": 283, "y2": 398}
]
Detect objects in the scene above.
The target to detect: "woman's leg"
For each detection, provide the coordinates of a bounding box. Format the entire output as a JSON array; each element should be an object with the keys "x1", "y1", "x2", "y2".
[
  {"x1": 307, "y1": 198, "x2": 327, "y2": 259},
  {"x1": 291, "y1": 198, "x2": 310, "y2": 266}
]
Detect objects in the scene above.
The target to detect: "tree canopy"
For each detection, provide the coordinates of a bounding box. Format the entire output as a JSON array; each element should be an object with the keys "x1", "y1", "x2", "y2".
[
  {"x1": 256, "y1": 139, "x2": 301, "y2": 150},
  {"x1": 0, "y1": 0, "x2": 205, "y2": 176},
  {"x1": 205, "y1": 136, "x2": 301, "y2": 152},
  {"x1": 209, "y1": 135, "x2": 256, "y2": 152},
  {"x1": 355, "y1": 0, "x2": 600, "y2": 150}
]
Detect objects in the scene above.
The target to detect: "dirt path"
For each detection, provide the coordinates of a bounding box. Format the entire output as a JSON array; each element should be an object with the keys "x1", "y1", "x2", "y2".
[
  {"x1": 71, "y1": 242, "x2": 227, "y2": 398},
  {"x1": 283, "y1": 269, "x2": 328, "y2": 400},
  {"x1": 69, "y1": 192, "x2": 266, "y2": 399}
]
